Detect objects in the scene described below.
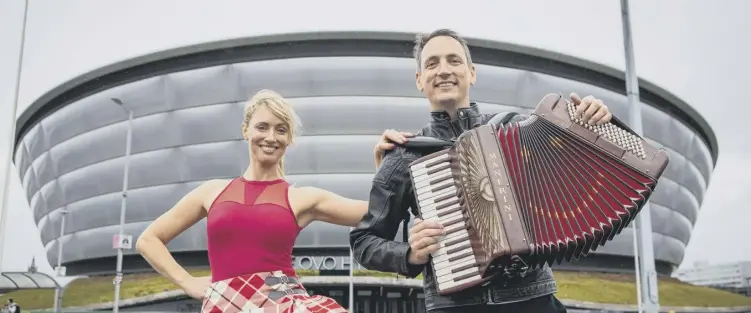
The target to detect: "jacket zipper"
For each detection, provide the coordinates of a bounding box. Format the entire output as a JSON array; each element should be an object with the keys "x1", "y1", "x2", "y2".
[
  {"x1": 450, "y1": 120, "x2": 463, "y2": 139},
  {"x1": 447, "y1": 122, "x2": 459, "y2": 140}
]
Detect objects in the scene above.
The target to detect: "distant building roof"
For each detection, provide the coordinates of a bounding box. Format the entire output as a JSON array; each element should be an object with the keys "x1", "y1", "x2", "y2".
[{"x1": 0, "y1": 272, "x2": 86, "y2": 290}]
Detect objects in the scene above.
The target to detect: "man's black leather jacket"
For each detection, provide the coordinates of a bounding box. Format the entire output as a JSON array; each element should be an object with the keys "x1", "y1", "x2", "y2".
[{"x1": 350, "y1": 103, "x2": 558, "y2": 311}]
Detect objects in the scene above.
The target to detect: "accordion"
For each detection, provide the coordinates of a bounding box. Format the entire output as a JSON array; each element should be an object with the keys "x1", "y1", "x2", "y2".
[{"x1": 405, "y1": 93, "x2": 669, "y2": 295}]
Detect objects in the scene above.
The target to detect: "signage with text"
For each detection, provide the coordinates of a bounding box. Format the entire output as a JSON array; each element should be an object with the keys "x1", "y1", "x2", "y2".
[{"x1": 291, "y1": 256, "x2": 367, "y2": 271}]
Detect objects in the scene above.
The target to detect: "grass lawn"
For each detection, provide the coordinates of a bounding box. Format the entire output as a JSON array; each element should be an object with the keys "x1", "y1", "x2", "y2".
[
  {"x1": 553, "y1": 271, "x2": 751, "y2": 307},
  {"x1": 3, "y1": 269, "x2": 750, "y2": 310}
]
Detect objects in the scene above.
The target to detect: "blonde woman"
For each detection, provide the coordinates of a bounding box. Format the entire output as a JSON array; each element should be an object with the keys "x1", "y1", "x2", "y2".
[{"x1": 136, "y1": 90, "x2": 409, "y2": 312}]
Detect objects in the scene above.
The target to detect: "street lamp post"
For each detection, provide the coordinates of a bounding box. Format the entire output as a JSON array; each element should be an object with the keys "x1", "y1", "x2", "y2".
[
  {"x1": 0, "y1": 0, "x2": 29, "y2": 276},
  {"x1": 110, "y1": 98, "x2": 133, "y2": 313},
  {"x1": 52, "y1": 209, "x2": 68, "y2": 313},
  {"x1": 349, "y1": 227, "x2": 354, "y2": 311},
  {"x1": 620, "y1": 1, "x2": 660, "y2": 312}
]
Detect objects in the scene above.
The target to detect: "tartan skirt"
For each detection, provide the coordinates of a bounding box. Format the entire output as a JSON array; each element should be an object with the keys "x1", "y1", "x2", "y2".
[{"x1": 201, "y1": 270, "x2": 347, "y2": 313}]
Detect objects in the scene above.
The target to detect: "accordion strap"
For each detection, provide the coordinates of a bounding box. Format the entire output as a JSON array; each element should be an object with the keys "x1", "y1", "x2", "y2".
[
  {"x1": 402, "y1": 217, "x2": 409, "y2": 243},
  {"x1": 485, "y1": 111, "x2": 520, "y2": 128}
]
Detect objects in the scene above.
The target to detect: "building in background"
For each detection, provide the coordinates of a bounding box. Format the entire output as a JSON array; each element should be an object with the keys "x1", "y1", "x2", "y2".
[
  {"x1": 674, "y1": 261, "x2": 751, "y2": 298},
  {"x1": 12, "y1": 31, "x2": 718, "y2": 311},
  {"x1": 675, "y1": 261, "x2": 751, "y2": 288}
]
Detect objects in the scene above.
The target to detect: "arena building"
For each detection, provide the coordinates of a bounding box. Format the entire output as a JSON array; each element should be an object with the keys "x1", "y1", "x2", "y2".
[{"x1": 12, "y1": 31, "x2": 717, "y2": 312}]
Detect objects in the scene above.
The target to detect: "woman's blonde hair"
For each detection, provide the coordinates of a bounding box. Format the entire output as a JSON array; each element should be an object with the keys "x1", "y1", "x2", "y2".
[{"x1": 241, "y1": 89, "x2": 301, "y2": 176}]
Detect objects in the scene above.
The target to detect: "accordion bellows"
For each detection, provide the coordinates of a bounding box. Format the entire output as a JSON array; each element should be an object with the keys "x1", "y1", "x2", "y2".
[{"x1": 407, "y1": 93, "x2": 669, "y2": 295}]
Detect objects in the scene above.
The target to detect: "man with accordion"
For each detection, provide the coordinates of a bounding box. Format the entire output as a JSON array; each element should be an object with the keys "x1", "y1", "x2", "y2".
[{"x1": 350, "y1": 28, "x2": 624, "y2": 313}]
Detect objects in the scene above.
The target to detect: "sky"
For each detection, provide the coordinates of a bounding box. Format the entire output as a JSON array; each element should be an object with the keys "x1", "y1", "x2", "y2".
[{"x1": 0, "y1": 0, "x2": 749, "y2": 275}]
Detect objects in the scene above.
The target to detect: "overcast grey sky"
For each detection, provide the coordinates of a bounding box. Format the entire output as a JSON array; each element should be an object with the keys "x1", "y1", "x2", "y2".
[{"x1": 0, "y1": 0, "x2": 749, "y2": 274}]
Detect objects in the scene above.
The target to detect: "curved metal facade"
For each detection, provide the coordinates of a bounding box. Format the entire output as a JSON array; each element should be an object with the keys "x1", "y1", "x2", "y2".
[{"x1": 13, "y1": 37, "x2": 715, "y2": 275}]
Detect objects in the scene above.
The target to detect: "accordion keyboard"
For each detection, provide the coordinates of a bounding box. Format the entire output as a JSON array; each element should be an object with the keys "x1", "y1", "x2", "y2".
[{"x1": 410, "y1": 151, "x2": 482, "y2": 292}]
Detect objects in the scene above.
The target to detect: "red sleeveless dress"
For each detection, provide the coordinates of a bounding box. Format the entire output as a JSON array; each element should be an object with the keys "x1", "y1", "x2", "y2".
[{"x1": 201, "y1": 177, "x2": 347, "y2": 313}]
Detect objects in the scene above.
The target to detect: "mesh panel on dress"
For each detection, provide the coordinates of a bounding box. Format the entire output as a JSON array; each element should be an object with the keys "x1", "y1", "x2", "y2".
[
  {"x1": 212, "y1": 179, "x2": 247, "y2": 206},
  {"x1": 254, "y1": 181, "x2": 290, "y2": 210}
]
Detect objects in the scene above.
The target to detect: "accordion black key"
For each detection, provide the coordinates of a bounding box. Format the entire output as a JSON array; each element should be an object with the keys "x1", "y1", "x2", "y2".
[{"x1": 405, "y1": 93, "x2": 670, "y2": 295}]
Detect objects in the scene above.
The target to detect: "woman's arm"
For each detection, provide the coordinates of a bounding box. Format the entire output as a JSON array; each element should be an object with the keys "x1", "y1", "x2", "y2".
[
  {"x1": 301, "y1": 187, "x2": 368, "y2": 227},
  {"x1": 135, "y1": 179, "x2": 223, "y2": 289},
  {"x1": 300, "y1": 130, "x2": 415, "y2": 227}
]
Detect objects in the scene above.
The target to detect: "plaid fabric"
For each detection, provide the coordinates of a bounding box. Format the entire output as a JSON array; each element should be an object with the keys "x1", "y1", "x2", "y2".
[{"x1": 201, "y1": 270, "x2": 347, "y2": 313}]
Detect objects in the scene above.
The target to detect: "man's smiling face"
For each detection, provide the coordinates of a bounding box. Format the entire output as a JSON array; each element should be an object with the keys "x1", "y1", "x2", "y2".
[{"x1": 416, "y1": 35, "x2": 476, "y2": 111}]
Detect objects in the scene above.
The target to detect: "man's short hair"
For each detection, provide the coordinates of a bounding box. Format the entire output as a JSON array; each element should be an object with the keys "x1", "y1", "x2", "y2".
[{"x1": 412, "y1": 28, "x2": 473, "y2": 72}]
